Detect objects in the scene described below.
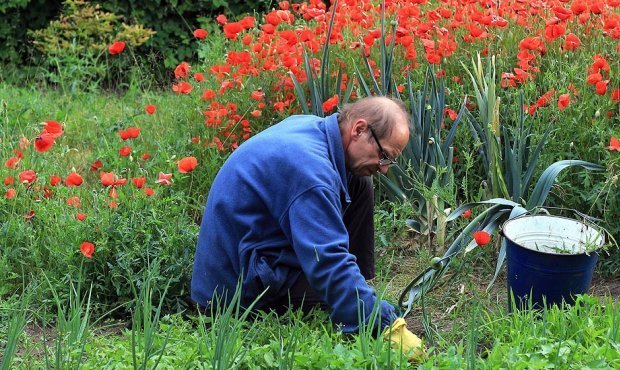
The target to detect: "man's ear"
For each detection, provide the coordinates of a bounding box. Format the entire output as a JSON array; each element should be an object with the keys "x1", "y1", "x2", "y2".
[{"x1": 351, "y1": 118, "x2": 368, "y2": 140}]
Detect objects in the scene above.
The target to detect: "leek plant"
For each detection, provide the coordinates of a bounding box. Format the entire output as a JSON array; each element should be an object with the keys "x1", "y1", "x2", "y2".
[
  {"x1": 290, "y1": 0, "x2": 354, "y2": 117},
  {"x1": 360, "y1": 64, "x2": 467, "y2": 252}
]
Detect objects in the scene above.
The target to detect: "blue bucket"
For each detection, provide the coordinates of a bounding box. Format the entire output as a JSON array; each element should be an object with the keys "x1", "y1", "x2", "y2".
[{"x1": 502, "y1": 215, "x2": 604, "y2": 310}]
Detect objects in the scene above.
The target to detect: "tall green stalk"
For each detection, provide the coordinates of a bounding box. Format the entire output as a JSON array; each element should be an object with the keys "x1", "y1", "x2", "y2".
[
  {"x1": 200, "y1": 279, "x2": 265, "y2": 370},
  {"x1": 42, "y1": 271, "x2": 92, "y2": 370},
  {"x1": 1, "y1": 285, "x2": 32, "y2": 370},
  {"x1": 129, "y1": 259, "x2": 172, "y2": 370}
]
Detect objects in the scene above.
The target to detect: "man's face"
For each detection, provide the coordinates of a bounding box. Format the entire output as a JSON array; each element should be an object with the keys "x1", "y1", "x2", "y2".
[{"x1": 346, "y1": 118, "x2": 409, "y2": 177}]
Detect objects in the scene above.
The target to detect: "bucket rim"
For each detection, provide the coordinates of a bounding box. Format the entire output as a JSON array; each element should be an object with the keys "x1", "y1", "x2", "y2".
[{"x1": 501, "y1": 214, "x2": 604, "y2": 256}]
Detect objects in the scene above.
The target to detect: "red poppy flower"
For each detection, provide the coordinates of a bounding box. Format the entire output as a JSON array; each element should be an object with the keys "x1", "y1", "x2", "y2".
[
  {"x1": 5, "y1": 188, "x2": 16, "y2": 199},
  {"x1": 570, "y1": 1, "x2": 588, "y2": 14},
  {"x1": 223, "y1": 22, "x2": 243, "y2": 39},
  {"x1": 241, "y1": 34, "x2": 252, "y2": 45},
  {"x1": 178, "y1": 156, "x2": 199, "y2": 173},
  {"x1": 595, "y1": 81, "x2": 608, "y2": 95},
  {"x1": 19, "y1": 170, "x2": 37, "y2": 185},
  {"x1": 155, "y1": 172, "x2": 173, "y2": 185},
  {"x1": 119, "y1": 146, "x2": 132, "y2": 157},
  {"x1": 66, "y1": 196, "x2": 80, "y2": 207},
  {"x1": 144, "y1": 187, "x2": 155, "y2": 196},
  {"x1": 251, "y1": 109, "x2": 261, "y2": 117},
  {"x1": 216, "y1": 14, "x2": 227, "y2": 24},
  {"x1": 193, "y1": 28, "x2": 208, "y2": 39},
  {"x1": 609, "y1": 137, "x2": 620, "y2": 151},
  {"x1": 76, "y1": 213, "x2": 87, "y2": 221},
  {"x1": 65, "y1": 172, "x2": 83, "y2": 186},
  {"x1": 5, "y1": 156, "x2": 19, "y2": 169},
  {"x1": 558, "y1": 94, "x2": 570, "y2": 111},
  {"x1": 42, "y1": 120, "x2": 63, "y2": 138},
  {"x1": 174, "y1": 62, "x2": 191, "y2": 79},
  {"x1": 202, "y1": 89, "x2": 216, "y2": 100},
  {"x1": 536, "y1": 89, "x2": 556, "y2": 108},
  {"x1": 132, "y1": 177, "x2": 146, "y2": 189},
  {"x1": 108, "y1": 201, "x2": 118, "y2": 209},
  {"x1": 49, "y1": 175, "x2": 62, "y2": 186},
  {"x1": 194, "y1": 73, "x2": 205, "y2": 82},
  {"x1": 544, "y1": 24, "x2": 565, "y2": 41},
  {"x1": 108, "y1": 41, "x2": 126, "y2": 55},
  {"x1": 444, "y1": 108, "x2": 458, "y2": 120},
  {"x1": 90, "y1": 160, "x2": 103, "y2": 171},
  {"x1": 141, "y1": 153, "x2": 151, "y2": 160},
  {"x1": 119, "y1": 127, "x2": 140, "y2": 140},
  {"x1": 586, "y1": 73, "x2": 602, "y2": 85},
  {"x1": 564, "y1": 33, "x2": 580, "y2": 51},
  {"x1": 145, "y1": 104, "x2": 156, "y2": 115},
  {"x1": 172, "y1": 81, "x2": 193, "y2": 94},
  {"x1": 612, "y1": 89, "x2": 620, "y2": 102},
  {"x1": 462, "y1": 209, "x2": 472, "y2": 219},
  {"x1": 34, "y1": 133, "x2": 55, "y2": 152},
  {"x1": 4, "y1": 176, "x2": 14, "y2": 186},
  {"x1": 519, "y1": 37, "x2": 542, "y2": 51},
  {"x1": 552, "y1": 6, "x2": 572, "y2": 20},
  {"x1": 100, "y1": 171, "x2": 115, "y2": 187},
  {"x1": 322, "y1": 95, "x2": 339, "y2": 113},
  {"x1": 80, "y1": 242, "x2": 95, "y2": 258},
  {"x1": 473, "y1": 231, "x2": 491, "y2": 246},
  {"x1": 251, "y1": 89, "x2": 265, "y2": 100}
]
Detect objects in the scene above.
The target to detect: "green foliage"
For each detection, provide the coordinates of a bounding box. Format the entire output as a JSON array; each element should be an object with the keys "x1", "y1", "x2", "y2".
[
  {"x1": 27, "y1": 0, "x2": 155, "y2": 92},
  {"x1": 129, "y1": 260, "x2": 173, "y2": 370},
  {"x1": 99, "y1": 0, "x2": 272, "y2": 69},
  {"x1": 42, "y1": 274, "x2": 92, "y2": 368},
  {"x1": 0, "y1": 0, "x2": 61, "y2": 66},
  {"x1": 0, "y1": 286, "x2": 31, "y2": 370},
  {"x1": 481, "y1": 295, "x2": 620, "y2": 368}
]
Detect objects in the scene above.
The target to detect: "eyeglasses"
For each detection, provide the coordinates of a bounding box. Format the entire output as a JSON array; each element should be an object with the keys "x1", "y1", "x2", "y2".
[{"x1": 368, "y1": 126, "x2": 399, "y2": 167}]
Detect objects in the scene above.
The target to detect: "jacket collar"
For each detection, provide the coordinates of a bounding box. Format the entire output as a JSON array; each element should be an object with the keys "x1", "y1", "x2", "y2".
[{"x1": 324, "y1": 113, "x2": 350, "y2": 203}]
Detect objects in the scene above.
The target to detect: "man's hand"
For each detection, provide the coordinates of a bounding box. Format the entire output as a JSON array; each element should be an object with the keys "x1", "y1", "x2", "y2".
[{"x1": 382, "y1": 318, "x2": 425, "y2": 362}]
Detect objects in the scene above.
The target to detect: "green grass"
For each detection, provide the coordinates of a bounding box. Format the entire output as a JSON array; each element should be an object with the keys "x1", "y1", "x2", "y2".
[{"x1": 0, "y1": 81, "x2": 618, "y2": 368}]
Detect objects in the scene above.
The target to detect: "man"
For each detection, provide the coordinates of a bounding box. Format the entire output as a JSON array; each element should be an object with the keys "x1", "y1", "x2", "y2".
[{"x1": 191, "y1": 96, "x2": 421, "y2": 354}]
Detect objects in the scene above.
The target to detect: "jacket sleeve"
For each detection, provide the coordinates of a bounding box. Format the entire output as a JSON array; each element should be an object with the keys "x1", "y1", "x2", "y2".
[{"x1": 280, "y1": 185, "x2": 397, "y2": 333}]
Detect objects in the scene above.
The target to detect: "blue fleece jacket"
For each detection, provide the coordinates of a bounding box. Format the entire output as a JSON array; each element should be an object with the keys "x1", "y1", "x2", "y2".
[{"x1": 191, "y1": 113, "x2": 397, "y2": 333}]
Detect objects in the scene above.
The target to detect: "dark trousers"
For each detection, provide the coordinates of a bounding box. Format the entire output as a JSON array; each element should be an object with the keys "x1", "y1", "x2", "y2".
[{"x1": 270, "y1": 175, "x2": 375, "y2": 315}]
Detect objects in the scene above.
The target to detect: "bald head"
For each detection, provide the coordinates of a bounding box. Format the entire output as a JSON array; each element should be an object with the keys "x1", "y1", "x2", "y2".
[
  {"x1": 338, "y1": 96, "x2": 411, "y2": 176},
  {"x1": 338, "y1": 96, "x2": 410, "y2": 141}
]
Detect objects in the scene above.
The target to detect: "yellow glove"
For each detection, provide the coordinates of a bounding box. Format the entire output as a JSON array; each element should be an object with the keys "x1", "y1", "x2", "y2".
[{"x1": 382, "y1": 318, "x2": 425, "y2": 362}]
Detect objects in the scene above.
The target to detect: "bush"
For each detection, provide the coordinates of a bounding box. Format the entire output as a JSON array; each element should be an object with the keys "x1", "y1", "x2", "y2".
[
  {"x1": 27, "y1": 0, "x2": 155, "y2": 92},
  {"x1": 0, "y1": 0, "x2": 61, "y2": 66},
  {"x1": 99, "y1": 0, "x2": 272, "y2": 69}
]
